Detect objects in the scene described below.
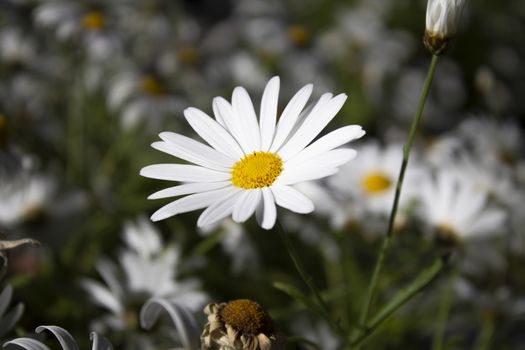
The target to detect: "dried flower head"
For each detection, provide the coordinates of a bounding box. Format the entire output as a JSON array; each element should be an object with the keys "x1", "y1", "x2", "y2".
[{"x1": 201, "y1": 299, "x2": 283, "y2": 350}]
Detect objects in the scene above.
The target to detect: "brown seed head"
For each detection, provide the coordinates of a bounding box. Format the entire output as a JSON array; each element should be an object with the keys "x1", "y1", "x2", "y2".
[{"x1": 219, "y1": 299, "x2": 274, "y2": 336}]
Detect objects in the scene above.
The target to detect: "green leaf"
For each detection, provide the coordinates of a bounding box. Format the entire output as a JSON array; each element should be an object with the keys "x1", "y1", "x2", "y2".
[{"x1": 351, "y1": 254, "x2": 449, "y2": 347}]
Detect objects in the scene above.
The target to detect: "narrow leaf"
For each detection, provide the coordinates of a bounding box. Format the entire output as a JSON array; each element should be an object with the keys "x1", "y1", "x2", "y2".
[
  {"x1": 351, "y1": 255, "x2": 448, "y2": 347},
  {"x1": 272, "y1": 282, "x2": 323, "y2": 317}
]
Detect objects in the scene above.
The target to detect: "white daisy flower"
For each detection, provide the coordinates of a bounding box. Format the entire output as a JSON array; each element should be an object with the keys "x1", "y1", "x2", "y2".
[
  {"x1": 457, "y1": 116, "x2": 523, "y2": 168},
  {"x1": 81, "y1": 217, "x2": 207, "y2": 333},
  {"x1": 0, "y1": 174, "x2": 54, "y2": 227},
  {"x1": 418, "y1": 170, "x2": 507, "y2": 241},
  {"x1": 141, "y1": 76, "x2": 365, "y2": 229},
  {"x1": 328, "y1": 141, "x2": 423, "y2": 217}
]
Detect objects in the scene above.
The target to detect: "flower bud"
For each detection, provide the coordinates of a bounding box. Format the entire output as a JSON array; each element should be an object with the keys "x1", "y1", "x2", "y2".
[{"x1": 424, "y1": 0, "x2": 465, "y2": 55}]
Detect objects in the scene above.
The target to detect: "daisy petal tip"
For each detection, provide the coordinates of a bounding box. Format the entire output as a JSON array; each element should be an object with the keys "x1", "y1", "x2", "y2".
[
  {"x1": 158, "y1": 131, "x2": 172, "y2": 140},
  {"x1": 305, "y1": 203, "x2": 315, "y2": 214},
  {"x1": 269, "y1": 76, "x2": 280, "y2": 84},
  {"x1": 261, "y1": 221, "x2": 275, "y2": 230},
  {"x1": 150, "y1": 213, "x2": 162, "y2": 222},
  {"x1": 139, "y1": 167, "x2": 149, "y2": 177},
  {"x1": 151, "y1": 209, "x2": 173, "y2": 222},
  {"x1": 231, "y1": 215, "x2": 244, "y2": 224},
  {"x1": 183, "y1": 107, "x2": 198, "y2": 119}
]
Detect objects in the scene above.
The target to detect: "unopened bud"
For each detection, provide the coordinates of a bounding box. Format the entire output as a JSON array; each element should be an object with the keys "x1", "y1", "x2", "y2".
[{"x1": 424, "y1": 0, "x2": 465, "y2": 55}]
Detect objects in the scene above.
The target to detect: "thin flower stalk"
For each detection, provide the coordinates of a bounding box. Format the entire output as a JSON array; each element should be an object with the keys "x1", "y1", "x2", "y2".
[
  {"x1": 275, "y1": 220, "x2": 345, "y2": 337},
  {"x1": 356, "y1": 54, "x2": 440, "y2": 337}
]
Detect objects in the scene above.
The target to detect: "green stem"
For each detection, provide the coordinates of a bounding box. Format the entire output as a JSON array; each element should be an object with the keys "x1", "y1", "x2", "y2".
[
  {"x1": 356, "y1": 54, "x2": 440, "y2": 334},
  {"x1": 432, "y1": 270, "x2": 456, "y2": 350},
  {"x1": 275, "y1": 221, "x2": 345, "y2": 337},
  {"x1": 350, "y1": 255, "x2": 447, "y2": 348},
  {"x1": 474, "y1": 312, "x2": 495, "y2": 350}
]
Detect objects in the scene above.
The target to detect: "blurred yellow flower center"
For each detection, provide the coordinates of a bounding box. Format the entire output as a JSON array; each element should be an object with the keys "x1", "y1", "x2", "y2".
[
  {"x1": 361, "y1": 171, "x2": 391, "y2": 194},
  {"x1": 82, "y1": 11, "x2": 104, "y2": 30},
  {"x1": 177, "y1": 46, "x2": 200, "y2": 65},
  {"x1": 220, "y1": 299, "x2": 273, "y2": 336},
  {"x1": 288, "y1": 25, "x2": 309, "y2": 46},
  {"x1": 231, "y1": 152, "x2": 282, "y2": 189},
  {"x1": 140, "y1": 75, "x2": 165, "y2": 96}
]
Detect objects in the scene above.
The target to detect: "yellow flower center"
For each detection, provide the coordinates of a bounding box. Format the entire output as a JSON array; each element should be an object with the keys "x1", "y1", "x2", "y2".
[
  {"x1": 231, "y1": 152, "x2": 283, "y2": 189},
  {"x1": 220, "y1": 299, "x2": 274, "y2": 336},
  {"x1": 361, "y1": 171, "x2": 391, "y2": 194},
  {"x1": 82, "y1": 11, "x2": 104, "y2": 30},
  {"x1": 140, "y1": 75, "x2": 165, "y2": 96}
]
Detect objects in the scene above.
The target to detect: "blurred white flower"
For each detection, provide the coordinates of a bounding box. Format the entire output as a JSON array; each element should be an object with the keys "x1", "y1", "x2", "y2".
[
  {"x1": 0, "y1": 174, "x2": 54, "y2": 227},
  {"x1": 329, "y1": 141, "x2": 423, "y2": 218},
  {"x1": 81, "y1": 217, "x2": 207, "y2": 333},
  {"x1": 0, "y1": 29, "x2": 36, "y2": 66},
  {"x1": 34, "y1": 1, "x2": 122, "y2": 60},
  {"x1": 107, "y1": 67, "x2": 184, "y2": 130},
  {"x1": 457, "y1": 116, "x2": 523, "y2": 168},
  {"x1": 418, "y1": 170, "x2": 506, "y2": 241}
]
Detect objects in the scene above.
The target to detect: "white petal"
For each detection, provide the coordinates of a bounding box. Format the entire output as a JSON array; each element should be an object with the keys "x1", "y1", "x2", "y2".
[
  {"x1": 184, "y1": 107, "x2": 244, "y2": 159},
  {"x1": 467, "y1": 209, "x2": 506, "y2": 238},
  {"x1": 269, "y1": 84, "x2": 313, "y2": 152},
  {"x1": 157, "y1": 131, "x2": 235, "y2": 170},
  {"x1": 150, "y1": 187, "x2": 236, "y2": 221},
  {"x1": 286, "y1": 148, "x2": 357, "y2": 170},
  {"x1": 285, "y1": 93, "x2": 333, "y2": 145},
  {"x1": 256, "y1": 187, "x2": 277, "y2": 230},
  {"x1": 232, "y1": 86, "x2": 261, "y2": 152},
  {"x1": 285, "y1": 125, "x2": 365, "y2": 165},
  {"x1": 276, "y1": 167, "x2": 339, "y2": 185},
  {"x1": 277, "y1": 93, "x2": 348, "y2": 161},
  {"x1": 259, "y1": 76, "x2": 280, "y2": 151},
  {"x1": 140, "y1": 299, "x2": 200, "y2": 350},
  {"x1": 94, "y1": 258, "x2": 123, "y2": 298},
  {"x1": 232, "y1": 189, "x2": 262, "y2": 223},
  {"x1": 89, "y1": 332, "x2": 113, "y2": 350},
  {"x1": 197, "y1": 190, "x2": 243, "y2": 227},
  {"x1": 35, "y1": 326, "x2": 80, "y2": 350},
  {"x1": 140, "y1": 164, "x2": 230, "y2": 182},
  {"x1": 212, "y1": 98, "x2": 226, "y2": 127},
  {"x1": 148, "y1": 181, "x2": 230, "y2": 199},
  {"x1": 271, "y1": 185, "x2": 314, "y2": 214},
  {"x1": 80, "y1": 280, "x2": 123, "y2": 315},
  {"x1": 213, "y1": 97, "x2": 249, "y2": 154}
]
